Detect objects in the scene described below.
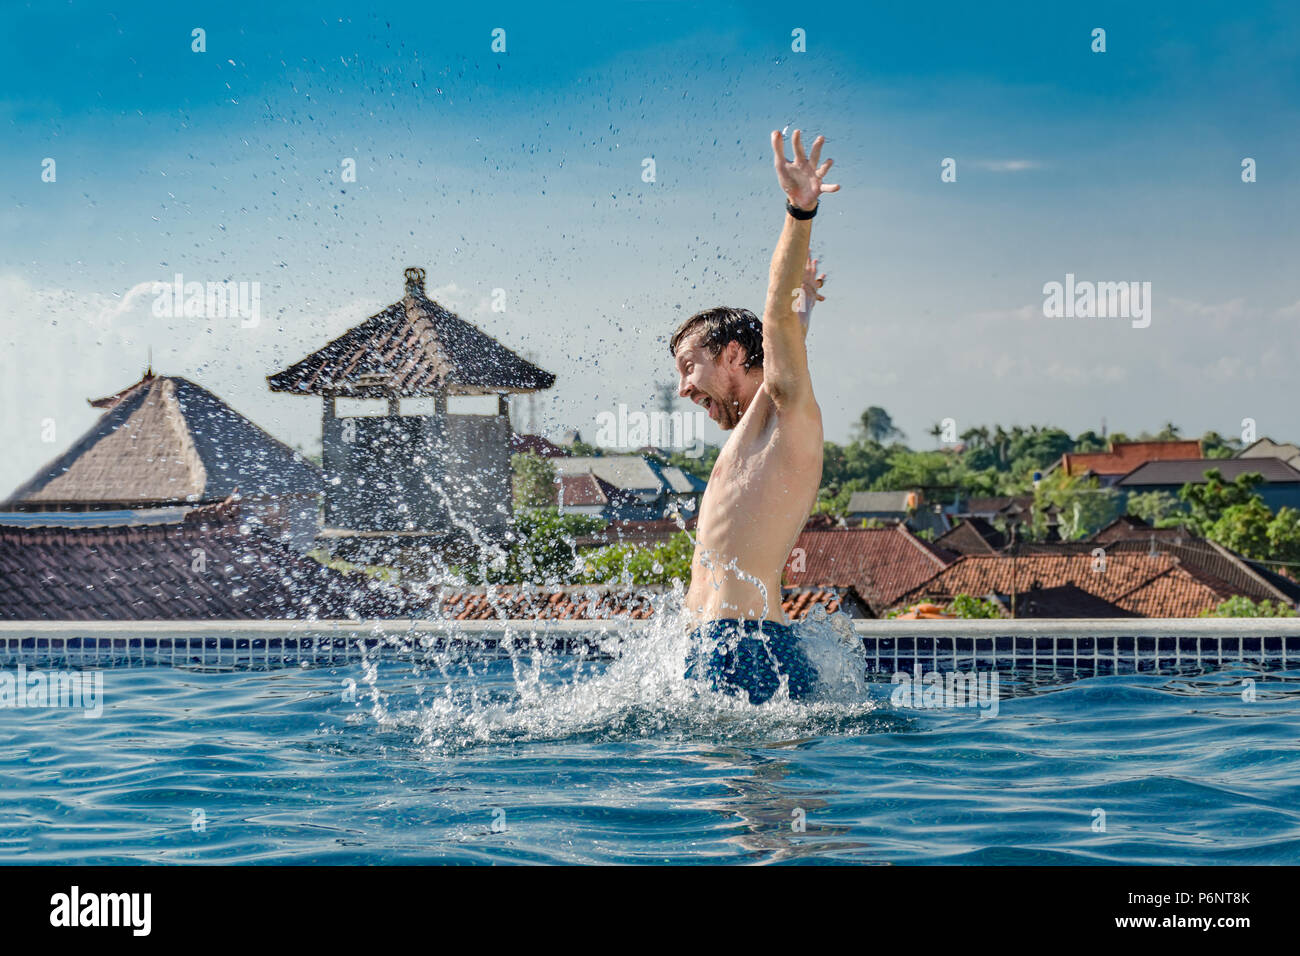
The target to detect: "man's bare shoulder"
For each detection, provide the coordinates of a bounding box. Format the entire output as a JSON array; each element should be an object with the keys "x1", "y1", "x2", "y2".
[{"x1": 756, "y1": 384, "x2": 822, "y2": 457}]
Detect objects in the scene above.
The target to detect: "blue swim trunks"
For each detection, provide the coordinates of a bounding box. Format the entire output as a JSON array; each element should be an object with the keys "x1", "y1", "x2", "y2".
[{"x1": 684, "y1": 618, "x2": 819, "y2": 704}]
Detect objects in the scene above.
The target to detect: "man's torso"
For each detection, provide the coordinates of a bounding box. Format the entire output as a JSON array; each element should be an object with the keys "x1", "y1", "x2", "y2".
[{"x1": 684, "y1": 384, "x2": 823, "y2": 624}]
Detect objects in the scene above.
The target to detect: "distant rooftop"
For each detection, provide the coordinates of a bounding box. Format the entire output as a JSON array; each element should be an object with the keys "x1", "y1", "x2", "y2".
[
  {"x1": 1118, "y1": 458, "x2": 1300, "y2": 487},
  {"x1": 1058, "y1": 440, "x2": 1203, "y2": 477}
]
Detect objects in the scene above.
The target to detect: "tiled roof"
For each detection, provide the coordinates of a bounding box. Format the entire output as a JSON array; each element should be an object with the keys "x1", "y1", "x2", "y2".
[
  {"x1": 552, "y1": 455, "x2": 661, "y2": 494},
  {"x1": 895, "y1": 552, "x2": 1177, "y2": 606},
  {"x1": 431, "y1": 585, "x2": 846, "y2": 620},
  {"x1": 1238, "y1": 438, "x2": 1300, "y2": 467},
  {"x1": 267, "y1": 268, "x2": 554, "y2": 396},
  {"x1": 890, "y1": 546, "x2": 1263, "y2": 617},
  {"x1": 1089, "y1": 515, "x2": 1194, "y2": 545},
  {"x1": 782, "y1": 587, "x2": 860, "y2": 619},
  {"x1": 784, "y1": 525, "x2": 952, "y2": 613},
  {"x1": 1013, "y1": 537, "x2": 1295, "y2": 607},
  {"x1": 1118, "y1": 458, "x2": 1300, "y2": 486},
  {"x1": 3, "y1": 373, "x2": 321, "y2": 507},
  {"x1": 1059, "y1": 440, "x2": 1203, "y2": 477},
  {"x1": 994, "y1": 584, "x2": 1137, "y2": 618},
  {"x1": 933, "y1": 517, "x2": 1005, "y2": 555},
  {"x1": 558, "y1": 473, "x2": 608, "y2": 507},
  {"x1": 573, "y1": 517, "x2": 696, "y2": 547},
  {"x1": 509, "y1": 433, "x2": 571, "y2": 458},
  {"x1": 0, "y1": 499, "x2": 412, "y2": 621},
  {"x1": 1110, "y1": 565, "x2": 1233, "y2": 617},
  {"x1": 438, "y1": 586, "x2": 658, "y2": 620},
  {"x1": 961, "y1": 495, "x2": 1036, "y2": 516}
]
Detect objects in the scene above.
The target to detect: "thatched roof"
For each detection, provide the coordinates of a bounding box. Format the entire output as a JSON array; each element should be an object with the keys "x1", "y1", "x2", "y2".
[
  {"x1": 267, "y1": 267, "x2": 555, "y2": 397},
  {"x1": 3, "y1": 372, "x2": 321, "y2": 508}
]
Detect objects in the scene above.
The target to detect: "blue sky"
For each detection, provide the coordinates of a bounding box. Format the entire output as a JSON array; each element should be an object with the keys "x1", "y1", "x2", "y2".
[{"x1": 2, "y1": 0, "x2": 1298, "y2": 495}]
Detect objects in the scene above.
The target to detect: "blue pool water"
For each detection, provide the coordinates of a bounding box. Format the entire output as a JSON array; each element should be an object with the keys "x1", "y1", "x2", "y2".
[{"x1": 3, "y1": 625, "x2": 1300, "y2": 864}]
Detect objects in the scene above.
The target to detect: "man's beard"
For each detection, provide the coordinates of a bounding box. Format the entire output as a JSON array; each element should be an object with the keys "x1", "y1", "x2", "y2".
[{"x1": 709, "y1": 389, "x2": 742, "y2": 430}]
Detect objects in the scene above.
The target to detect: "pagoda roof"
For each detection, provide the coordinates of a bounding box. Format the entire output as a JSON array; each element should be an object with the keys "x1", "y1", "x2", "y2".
[{"x1": 267, "y1": 267, "x2": 555, "y2": 397}]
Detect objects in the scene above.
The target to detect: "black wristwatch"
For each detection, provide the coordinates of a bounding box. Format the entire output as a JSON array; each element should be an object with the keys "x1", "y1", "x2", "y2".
[{"x1": 786, "y1": 199, "x2": 818, "y2": 220}]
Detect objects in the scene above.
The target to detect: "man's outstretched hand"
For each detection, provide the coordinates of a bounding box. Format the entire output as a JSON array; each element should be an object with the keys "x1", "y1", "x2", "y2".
[
  {"x1": 801, "y1": 254, "x2": 826, "y2": 307},
  {"x1": 798, "y1": 254, "x2": 827, "y2": 331},
  {"x1": 771, "y1": 128, "x2": 840, "y2": 211}
]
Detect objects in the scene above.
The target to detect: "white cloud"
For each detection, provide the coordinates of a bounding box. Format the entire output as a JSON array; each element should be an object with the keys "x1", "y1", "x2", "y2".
[{"x1": 973, "y1": 159, "x2": 1042, "y2": 172}]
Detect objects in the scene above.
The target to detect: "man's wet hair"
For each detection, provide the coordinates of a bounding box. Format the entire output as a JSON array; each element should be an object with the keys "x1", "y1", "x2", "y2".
[{"x1": 668, "y1": 306, "x2": 764, "y2": 370}]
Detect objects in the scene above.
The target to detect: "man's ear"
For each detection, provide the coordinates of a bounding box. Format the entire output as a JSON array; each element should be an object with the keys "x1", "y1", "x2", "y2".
[{"x1": 721, "y1": 340, "x2": 746, "y2": 371}]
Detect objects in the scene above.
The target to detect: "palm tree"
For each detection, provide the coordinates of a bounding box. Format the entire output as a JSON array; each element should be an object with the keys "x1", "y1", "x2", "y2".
[{"x1": 857, "y1": 406, "x2": 905, "y2": 444}]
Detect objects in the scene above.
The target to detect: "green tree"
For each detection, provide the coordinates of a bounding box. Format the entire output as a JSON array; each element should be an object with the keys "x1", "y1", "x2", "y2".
[
  {"x1": 1125, "y1": 490, "x2": 1184, "y2": 526},
  {"x1": 1006, "y1": 426, "x2": 1075, "y2": 474},
  {"x1": 511, "y1": 451, "x2": 558, "y2": 510},
  {"x1": 1200, "y1": 596, "x2": 1297, "y2": 618},
  {"x1": 1032, "y1": 470, "x2": 1120, "y2": 541},
  {"x1": 1266, "y1": 507, "x2": 1300, "y2": 564},
  {"x1": 577, "y1": 532, "x2": 695, "y2": 587},
  {"x1": 1180, "y1": 468, "x2": 1265, "y2": 534},
  {"x1": 1199, "y1": 430, "x2": 1239, "y2": 459},
  {"x1": 665, "y1": 444, "x2": 720, "y2": 482},
  {"x1": 856, "y1": 406, "x2": 905, "y2": 443},
  {"x1": 947, "y1": 593, "x2": 1005, "y2": 619},
  {"x1": 456, "y1": 507, "x2": 604, "y2": 585},
  {"x1": 1073, "y1": 430, "x2": 1108, "y2": 453},
  {"x1": 1207, "y1": 499, "x2": 1273, "y2": 560}
]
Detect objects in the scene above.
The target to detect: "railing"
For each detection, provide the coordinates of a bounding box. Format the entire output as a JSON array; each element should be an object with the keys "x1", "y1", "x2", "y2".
[{"x1": 1, "y1": 618, "x2": 1298, "y2": 673}]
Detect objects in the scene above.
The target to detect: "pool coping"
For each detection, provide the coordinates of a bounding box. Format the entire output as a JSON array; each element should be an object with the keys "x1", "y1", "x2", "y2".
[{"x1": 2, "y1": 618, "x2": 1300, "y2": 639}]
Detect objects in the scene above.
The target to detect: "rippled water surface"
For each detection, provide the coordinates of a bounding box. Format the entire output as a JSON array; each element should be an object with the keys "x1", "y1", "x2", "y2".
[{"x1": 4, "y1": 619, "x2": 1300, "y2": 864}]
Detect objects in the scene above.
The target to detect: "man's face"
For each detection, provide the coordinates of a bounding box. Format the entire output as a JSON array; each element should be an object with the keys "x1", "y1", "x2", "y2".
[{"x1": 674, "y1": 331, "x2": 748, "y2": 430}]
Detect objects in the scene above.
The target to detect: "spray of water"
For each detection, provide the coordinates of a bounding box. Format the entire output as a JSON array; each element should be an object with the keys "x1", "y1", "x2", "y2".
[
  {"x1": 356, "y1": 589, "x2": 877, "y2": 755},
  {"x1": 346, "y1": 454, "x2": 879, "y2": 755}
]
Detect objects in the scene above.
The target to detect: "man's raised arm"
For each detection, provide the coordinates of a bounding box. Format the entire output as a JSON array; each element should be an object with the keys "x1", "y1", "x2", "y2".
[{"x1": 762, "y1": 129, "x2": 838, "y2": 407}]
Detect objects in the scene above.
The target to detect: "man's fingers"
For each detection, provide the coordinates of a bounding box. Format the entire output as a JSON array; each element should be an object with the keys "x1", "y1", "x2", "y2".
[
  {"x1": 792, "y1": 128, "x2": 807, "y2": 163},
  {"x1": 771, "y1": 129, "x2": 786, "y2": 166},
  {"x1": 820, "y1": 182, "x2": 841, "y2": 193},
  {"x1": 810, "y1": 135, "x2": 825, "y2": 167},
  {"x1": 816, "y1": 158, "x2": 834, "y2": 178}
]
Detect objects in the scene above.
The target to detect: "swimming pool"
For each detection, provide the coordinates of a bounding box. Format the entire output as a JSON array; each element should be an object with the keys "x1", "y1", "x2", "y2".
[{"x1": 3, "y1": 616, "x2": 1299, "y2": 864}]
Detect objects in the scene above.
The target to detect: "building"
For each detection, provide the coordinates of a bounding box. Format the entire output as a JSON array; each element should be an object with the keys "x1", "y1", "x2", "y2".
[
  {"x1": 846, "y1": 490, "x2": 919, "y2": 523},
  {"x1": 892, "y1": 524, "x2": 1300, "y2": 617},
  {"x1": 952, "y1": 495, "x2": 1041, "y2": 535},
  {"x1": 268, "y1": 267, "x2": 554, "y2": 561},
  {"x1": 890, "y1": 551, "x2": 1231, "y2": 618},
  {"x1": 0, "y1": 498, "x2": 412, "y2": 620},
  {"x1": 1051, "y1": 440, "x2": 1204, "y2": 486},
  {"x1": 1237, "y1": 437, "x2": 1300, "y2": 469},
  {"x1": 845, "y1": 490, "x2": 948, "y2": 538},
  {"x1": 932, "y1": 516, "x2": 1007, "y2": 555},
  {"x1": 551, "y1": 455, "x2": 705, "y2": 522},
  {"x1": 782, "y1": 524, "x2": 953, "y2": 617},
  {"x1": 509, "y1": 433, "x2": 571, "y2": 459},
  {"x1": 1116, "y1": 458, "x2": 1300, "y2": 513},
  {"x1": 1, "y1": 371, "x2": 322, "y2": 548}
]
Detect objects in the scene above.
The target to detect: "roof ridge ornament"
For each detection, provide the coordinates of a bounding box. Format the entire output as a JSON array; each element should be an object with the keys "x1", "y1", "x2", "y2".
[{"x1": 404, "y1": 267, "x2": 426, "y2": 295}]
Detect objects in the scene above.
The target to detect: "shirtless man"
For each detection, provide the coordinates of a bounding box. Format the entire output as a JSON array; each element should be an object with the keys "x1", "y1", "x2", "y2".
[{"x1": 669, "y1": 128, "x2": 839, "y2": 704}]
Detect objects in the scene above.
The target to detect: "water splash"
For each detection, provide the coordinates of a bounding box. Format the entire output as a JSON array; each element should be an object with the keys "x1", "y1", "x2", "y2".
[{"x1": 360, "y1": 591, "x2": 877, "y2": 755}]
